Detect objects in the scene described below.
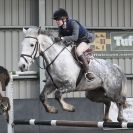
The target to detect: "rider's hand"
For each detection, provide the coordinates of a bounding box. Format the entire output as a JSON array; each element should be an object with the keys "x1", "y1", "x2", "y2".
[
  {"x1": 64, "y1": 41, "x2": 71, "y2": 47},
  {"x1": 54, "y1": 37, "x2": 61, "y2": 42}
]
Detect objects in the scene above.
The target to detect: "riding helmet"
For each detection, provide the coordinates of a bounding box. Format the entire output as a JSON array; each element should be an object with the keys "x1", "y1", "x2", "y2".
[{"x1": 52, "y1": 8, "x2": 68, "y2": 20}]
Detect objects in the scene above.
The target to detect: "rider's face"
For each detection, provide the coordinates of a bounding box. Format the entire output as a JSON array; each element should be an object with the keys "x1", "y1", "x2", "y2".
[{"x1": 55, "y1": 19, "x2": 64, "y2": 27}]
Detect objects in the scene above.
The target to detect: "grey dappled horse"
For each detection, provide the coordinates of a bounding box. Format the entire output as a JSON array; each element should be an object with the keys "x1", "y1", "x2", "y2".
[{"x1": 18, "y1": 27, "x2": 128, "y2": 122}]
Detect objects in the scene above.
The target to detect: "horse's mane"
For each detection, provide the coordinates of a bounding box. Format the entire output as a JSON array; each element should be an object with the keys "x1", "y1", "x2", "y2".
[{"x1": 39, "y1": 29, "x2": 58, "y2": 38}]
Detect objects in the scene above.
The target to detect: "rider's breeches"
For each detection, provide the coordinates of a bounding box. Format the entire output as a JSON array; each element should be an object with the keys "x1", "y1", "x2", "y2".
[{"x1": 76, "y1": 42, "x2": 90, "y2": 57}]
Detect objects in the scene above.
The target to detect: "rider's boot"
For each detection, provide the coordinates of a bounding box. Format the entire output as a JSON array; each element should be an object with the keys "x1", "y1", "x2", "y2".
[{"x1": 78, "y1": 53, "x2": 95, "y2": 81}]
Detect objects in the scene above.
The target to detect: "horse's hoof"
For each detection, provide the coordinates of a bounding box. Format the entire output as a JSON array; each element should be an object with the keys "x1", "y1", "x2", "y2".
[
  {"x1": 117, "y1": 117, "x2": 127, "y2": 123},
  {"x1": 45, "y1": 106, "x2": 58, "y2": 113},
  {"x1": 63, "y1": 105, "x2": 75, "y2": 112},
  {"x1": 48, "y1": 107, "x2": 58, "y2": 113}
]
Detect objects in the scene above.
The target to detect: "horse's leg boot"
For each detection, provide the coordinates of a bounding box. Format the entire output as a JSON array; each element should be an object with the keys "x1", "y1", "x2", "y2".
[{"x1": 78, "y1": 54, "x2": 95, "y2": 81}]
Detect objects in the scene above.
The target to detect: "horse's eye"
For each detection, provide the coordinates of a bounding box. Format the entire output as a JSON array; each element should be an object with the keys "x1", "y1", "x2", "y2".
[{"x1": 30, "y1": 44, "x2": 34, "y2": 47}]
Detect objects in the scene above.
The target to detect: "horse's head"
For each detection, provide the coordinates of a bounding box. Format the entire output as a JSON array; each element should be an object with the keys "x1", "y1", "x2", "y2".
[
  {"x1": 18, "y1": 27, "x2": 42, "y2": 71},
  {"x1": 19, "y1": 27, "x2": 60, "y2": 71}
]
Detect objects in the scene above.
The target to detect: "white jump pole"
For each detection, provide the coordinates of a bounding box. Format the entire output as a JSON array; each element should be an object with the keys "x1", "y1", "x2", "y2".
[{"x1": 6, "y1": 73, "x2": 14, "y2": 133}]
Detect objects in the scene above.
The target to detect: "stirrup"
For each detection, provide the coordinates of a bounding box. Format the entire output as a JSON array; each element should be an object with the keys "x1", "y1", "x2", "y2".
[{"x1": 85, "y1": 72, "x2": 95, "y2": 82}]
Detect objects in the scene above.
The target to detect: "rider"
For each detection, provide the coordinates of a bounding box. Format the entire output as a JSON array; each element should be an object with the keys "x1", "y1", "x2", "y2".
[{"x1": 52, "y1": 8, "x2": 95, "y2": 81}]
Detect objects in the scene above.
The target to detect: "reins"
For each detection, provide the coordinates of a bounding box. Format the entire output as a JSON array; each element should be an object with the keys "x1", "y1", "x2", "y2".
[
  {"x1": 40, "y1": 44, "x2": 66, "y2": 90},
  {"x1": 20, "y1": 35, "x2": 67, "y2": 90}
]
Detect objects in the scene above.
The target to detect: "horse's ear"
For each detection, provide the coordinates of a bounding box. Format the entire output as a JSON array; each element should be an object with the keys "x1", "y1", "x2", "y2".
[
  {"x1": 40, "y1": 42, "x2": 45, "y2": 52},
  {"x1": 23, "y1": 28, "x2": 27, "y2": 34}
]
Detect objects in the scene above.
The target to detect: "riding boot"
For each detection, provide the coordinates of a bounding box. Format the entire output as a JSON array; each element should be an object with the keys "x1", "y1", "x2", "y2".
[{"x1": 78, "y1": 54, "x2": 95, "y2": 81}]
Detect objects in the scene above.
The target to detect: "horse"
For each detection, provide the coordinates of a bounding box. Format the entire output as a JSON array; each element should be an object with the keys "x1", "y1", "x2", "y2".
[
  {"x1": 18, "y1": 27, "x2": 128, "y2": 122},
  {"x1": 0, "y1": 66, "x2": 10, "y2": 122}
]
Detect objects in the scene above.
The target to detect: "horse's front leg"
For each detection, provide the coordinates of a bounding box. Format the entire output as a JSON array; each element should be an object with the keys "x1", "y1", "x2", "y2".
[
  {"x1": 55, "y1": 90, "x2": 75, "y2": 112},
  {"x1": 103, "y1": 101, "x2": 112, "y2": 122},
  {"x1": 39, "y1": 86, "x2": 58, "y2": 113}
]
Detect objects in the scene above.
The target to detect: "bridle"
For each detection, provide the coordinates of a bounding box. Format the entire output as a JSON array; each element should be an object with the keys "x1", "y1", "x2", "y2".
[
  {"x1": 20, "y1": 36, "x2": 66, "y2": 67},
  {"x1": 20, "y1": 36, "x2": 40, "y2": 64}
]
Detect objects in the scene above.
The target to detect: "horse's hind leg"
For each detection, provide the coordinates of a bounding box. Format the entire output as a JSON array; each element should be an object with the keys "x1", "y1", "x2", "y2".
[
  {"x1": 55, "y1": 90, "x2": 75, "y2": 112},
  {"x1": 39, "y1": 87, "x2": 58, "y2": 113},
  {"x1": 103, "y1": 101, "x2": 112, "y2": 122},
  {"x1": 117, "y1": 103, "x2": 127, "y2": 122}
]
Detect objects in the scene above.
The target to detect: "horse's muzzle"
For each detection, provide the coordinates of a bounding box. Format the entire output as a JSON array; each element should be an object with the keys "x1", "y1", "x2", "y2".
[{"x1": 19, "y1": 64, "x2": 26, "y2": 72}]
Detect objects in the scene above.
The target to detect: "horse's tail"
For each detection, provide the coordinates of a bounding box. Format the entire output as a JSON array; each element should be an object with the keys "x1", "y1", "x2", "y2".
[
  {"x1": 120, "y1": 74, "x2": 131, "y2": 109},
  {"x1": 123, "y1": 100, "x2": 132, "y2": 109},
  {"x1": 113, "y1": 64, "x2": 130, "y2": 108},
  {"x1": 113, "y1": 64, "x2": 127, "y2": 97}
]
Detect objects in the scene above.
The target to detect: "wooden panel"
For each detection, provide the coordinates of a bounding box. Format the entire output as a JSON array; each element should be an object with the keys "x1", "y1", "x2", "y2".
[
  {"x1": 0, "y1": 31, "x2": 5, "y2": 66},
  {"x1": 12, "y1": 31, "x2": 19, "y2": 70},
  {"x1": 19, "y1": 80, "x2": 28, "y2": 98},
  {"x1": 105, "y1": 0, "x2": 112, "y2": 27},
  {"x1": 124, "y1": 0, "x2": 131, "y2": 27},
  {"x1": 127, "y1": 80, "x2": 132, "y2": 97},
  {"x1": 26, "y1": 80, "x2": 39, "y2": 99},
  {"x1": 99, "y1": 0, "x2": 105, "y2": 27},
  {"x1": 13, "y1": 78, "x2": 39, "y2": 99},
  {"x1": 12, "y1": 0, "x2": 19, "y2": 26},
  {"x1": 41, "y1": 0, "x2": 133, "y2": 28},
  {"x1": 111, "y1": 0, "x2": 118, "y2": 27},
  {"x1": 5, "y1": 0, "x2": 12, "y2": 25},
  {"x1": 132, "y1": 58, "x2": 133, "y2": 74},
  {"x1": 112, "y1": 58, "x2": 119, "y2": 65},
  {"x1": 45, "y1": 0, "x2": 53, "y2": 26},
  {"x1": 5, "y1": 31, "x2": 12, "y2": 70},
  {"x1": 118, "y1": 58, "x2": 125, "y2": 72},
  {"x1": 52, "y1": 0, "x2": 59, "y2": 26},
  {"x1": 25, "y1": 0, "x2": 31, "y2": 25},
  {"x1": 92, "y1": 0, "x2": 99, "y2": 27},
  {"x1": 125, "y1": 58, "x2": 132, "y2": 74},
  {"x1": 18, "y1": 0, "x2": 26, "y2": 25},
  {"x1": 39, "y1": 0, "x2": 46, "y2": 26},
  {"x1": 0, "y1": 0, "x2": 38, "y2": 26},
  {"x1": 66, "y1": 0, "x2": 73, "y2": 19},
  {"x1": 13, "y1": 81, "x2": 20, "y2": 99},
  {"x1": 86, "y1": 0, "x2": 92, "y2": 27},
  {"x1": 30, "y1": 0, "x2": 39, "y2": 26},
  {"x1": 72, "y1": 0, "x2": 79, "y2": 20},
  {"x1": 0, "y1": 0, "x2": 4, "y2": 25},
  {"x1": 59, "y1": 0, "x2": 66, "y2": 8},
  {"x1": 79, "y1": 0, "x2": 86, "y2": 25},
  {"x1": 132, "y1": 80, "x2": 133, "y2": 96},
  {"x1": 18, "y1": 31, "x2": 24, "y2": 55},
  {"x1": 118, "y1": 0, "x2": 124, "y2": 27},
  {"x1": 131, "y1": 0, "x2": 133, "y2": 27}
]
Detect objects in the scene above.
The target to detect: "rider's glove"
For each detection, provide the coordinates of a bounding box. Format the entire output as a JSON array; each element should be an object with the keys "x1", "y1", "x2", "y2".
[
  {"x1": 64, "y1": 41, "x2": 71, "y2": 47},
  {"x1": 54, "y1": 37, "x2": 61, "y2": 42}
]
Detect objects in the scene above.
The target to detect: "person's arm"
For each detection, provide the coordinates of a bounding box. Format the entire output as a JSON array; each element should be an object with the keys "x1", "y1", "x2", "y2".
[{"x1": 62, "y1": 21, "x2": 79, "y2": 42}]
